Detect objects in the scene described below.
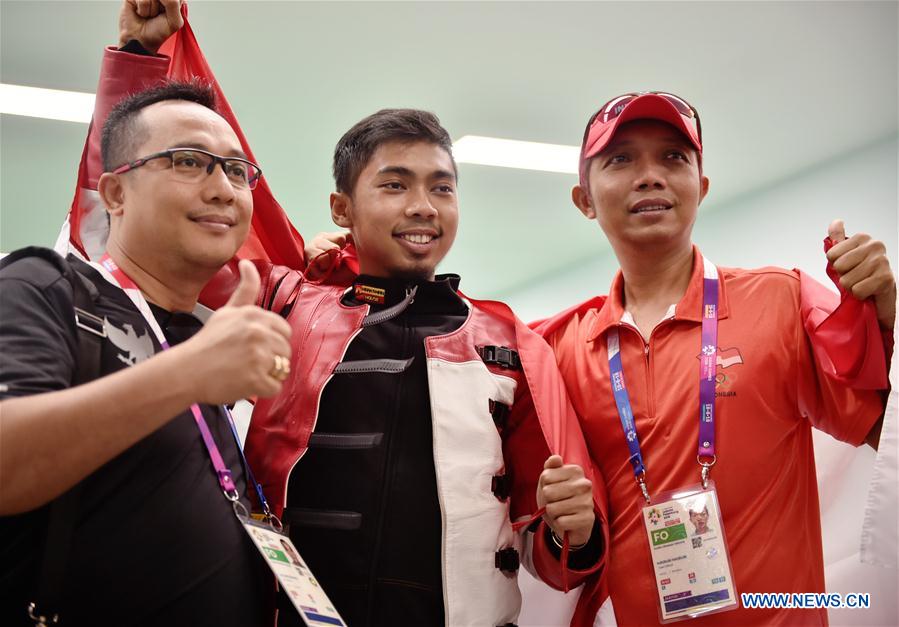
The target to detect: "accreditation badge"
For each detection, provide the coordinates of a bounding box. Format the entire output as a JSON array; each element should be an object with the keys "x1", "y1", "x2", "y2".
[
  {"x1": 237, "y1": 513, "x2": 347, "y2": 627},
  {"x1": 642, "y1": 482, "x2": 738, "y2": 622}
]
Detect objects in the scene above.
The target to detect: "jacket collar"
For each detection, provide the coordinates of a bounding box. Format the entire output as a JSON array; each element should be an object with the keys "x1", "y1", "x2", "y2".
[
  {"x1": 587, "y1": 245, "x2": 729, "y2": 342},
  {"x1": 345, "y1": 273, "x2": 467, "y2": 315}
]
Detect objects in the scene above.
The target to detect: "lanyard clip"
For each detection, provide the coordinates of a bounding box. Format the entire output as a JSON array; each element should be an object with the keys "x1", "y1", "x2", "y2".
[
  {"x1": 265, "y1": 512, "x2": 284, "y2": 533},
  {"x1": 697, "y1": 454, "x2": 717, "y2": 489},
  {"x1": 637, "y1": 471, "x2": 651, "y2": 504}
]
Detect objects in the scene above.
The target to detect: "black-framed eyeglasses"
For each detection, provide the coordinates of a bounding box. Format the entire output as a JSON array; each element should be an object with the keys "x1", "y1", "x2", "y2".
[
  {"x1": 112, "y1": 148, "x2": 262, "y2": 190},
  {"x1": 584, "y1": 91, "x2": 702, "y2": 146}
]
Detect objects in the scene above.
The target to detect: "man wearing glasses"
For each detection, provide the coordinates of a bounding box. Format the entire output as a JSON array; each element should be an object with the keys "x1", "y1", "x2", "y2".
[
  {"x1": 0, "y1": 82, "x2": 291, "y2": 624},
  {"x1": 534, "y1": 92, "x2": 895, "y2": 625}
]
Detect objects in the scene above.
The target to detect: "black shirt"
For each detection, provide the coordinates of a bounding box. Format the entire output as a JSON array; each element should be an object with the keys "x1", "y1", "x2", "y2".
[{"x1": 0, "y1": 254, "x2": 270, "y2": 626}]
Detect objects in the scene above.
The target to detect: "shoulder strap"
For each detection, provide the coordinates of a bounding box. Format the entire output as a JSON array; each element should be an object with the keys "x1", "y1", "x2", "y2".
[
  {"x1": 1, "y1": 247, "x2": 103, "y2": 384},
  {"x1": 3, "y1": 248, "x2": 104, "y2": 624}
]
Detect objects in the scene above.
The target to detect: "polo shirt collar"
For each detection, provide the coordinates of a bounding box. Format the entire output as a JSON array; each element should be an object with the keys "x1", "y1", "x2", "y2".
[{"x1": 587, "y1": 245, "x2": 730, "y2": 342}]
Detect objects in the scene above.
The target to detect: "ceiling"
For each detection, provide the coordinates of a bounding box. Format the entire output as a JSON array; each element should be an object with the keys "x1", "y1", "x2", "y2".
[{"x1": 2, "y1": 1, "x2": 897, "y2": 299}]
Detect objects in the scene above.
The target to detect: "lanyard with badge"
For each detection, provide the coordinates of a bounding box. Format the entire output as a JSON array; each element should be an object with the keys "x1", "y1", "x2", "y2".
[
  {"x1": 606, "y1": 257, "x2": 738, "y2": 623},
  {"x1": 93, "y1": 254, "x2": 347, "y2": 627}
]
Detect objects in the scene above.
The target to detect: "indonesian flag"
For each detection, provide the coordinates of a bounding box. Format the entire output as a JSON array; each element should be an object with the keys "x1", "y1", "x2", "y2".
[
  {"x1": 55, "y1": 2, "x2": 306, "y2": 274},
  {"x1": 717, "y1": 347, "x2": 744, "y2": 369}
]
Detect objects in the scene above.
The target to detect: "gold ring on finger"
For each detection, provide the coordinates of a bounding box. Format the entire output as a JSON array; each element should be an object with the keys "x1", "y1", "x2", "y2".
[{"x1": 268, "y1": 354, "x2": 290, "y2": 382}]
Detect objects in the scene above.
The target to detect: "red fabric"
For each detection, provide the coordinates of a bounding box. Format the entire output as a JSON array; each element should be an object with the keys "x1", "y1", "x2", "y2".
[
  {"x1": 68, "y1": 4, "x2": 305, "y2": 276},
  {"x1": 68, "y1": 48, "x2": 172, "y2": 258},
  {"x1": 530, "y1": 295, "x2": 608, "y2": 337},
  {"x1": 304, "y1": 242, "x2": 360, "y2": 287},
  {"x1": 246, "y1": 281, "x2": 368, "y2": 516},
  {"x1": 800, "y1": 237, "x2": 889, "y2": 389},
  {"x1": 538, "y1": 247, "x2": 886, "y2": 626}
]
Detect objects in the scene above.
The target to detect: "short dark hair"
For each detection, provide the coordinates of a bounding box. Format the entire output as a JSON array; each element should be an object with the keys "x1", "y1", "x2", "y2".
[
  {"x1": 101, "y1": 80, "x2": 217, "y2": 172},
  {"x1": 332, "y1": 108, "x2": 457, "y2": 195}
]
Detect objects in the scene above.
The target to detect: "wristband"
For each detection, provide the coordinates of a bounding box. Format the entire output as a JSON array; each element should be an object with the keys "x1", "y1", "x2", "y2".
[
  {"x1": 118, "y1": 39, "x2": 154, "y2": 56},
  {"x1": 550, "y1": 529, "x2": 588, "y2": 552}
]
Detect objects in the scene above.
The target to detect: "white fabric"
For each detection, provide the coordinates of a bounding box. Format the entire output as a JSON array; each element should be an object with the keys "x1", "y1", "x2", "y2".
[
  {"x1": 619, "y1": 305, "x2": 676, "y2": 338},
  {"x1": 860, "y1": 315, "x2": 898, "y2": 569},
  {"x1": 53, "y1": 216, "x2": 72, "y2": 257},
  {"x1": 427, "y1": 358, "x2": 521, "y2": 626},
  {"x1": 54, "y1": 188, "x2": 107, "y2": 260},
  {"x1": 519, "y1": 569, "x2": 617, "y2": 626},
  {"x1": 231, "y1": 399, "x2": 254, "y2": 448}
]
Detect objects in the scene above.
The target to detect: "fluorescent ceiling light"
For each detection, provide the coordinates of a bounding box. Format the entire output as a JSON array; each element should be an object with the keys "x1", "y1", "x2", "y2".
[
  {"x1": 0, "y1": 84, "x2": 94, "y2": 123},
  {"x1": 0, "y1": 87, "x2": 580, "y2": 176},
  {"x1": 453, "y1": 135, "x2": 579, "y2": 174}
]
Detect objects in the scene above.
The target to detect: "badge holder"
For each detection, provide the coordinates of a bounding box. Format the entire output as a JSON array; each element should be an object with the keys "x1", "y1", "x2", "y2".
[
  {"x1": 233, "y1": 501, "x2": 348, "y2": 627},
  {"x1": 641, "y1": 481, "x2": 738, "y2": 623}
]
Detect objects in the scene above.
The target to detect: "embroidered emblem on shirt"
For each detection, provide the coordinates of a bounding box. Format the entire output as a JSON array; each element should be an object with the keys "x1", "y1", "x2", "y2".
[
  {"x1": 716, "y1": 347, "x2": 744, "y2": 369},
  {"x1": 354, "y1": 284, "x2": 386, "y2": 305},
  {"x1": 697, "y1": 346, "x2": 744, "y2": 397},
  {"x1": 106, "y1": 319, "x2": 154, "y2": 366},
  {"x1": 696, "y1": 346, "x2": 744, "y2": 370}
]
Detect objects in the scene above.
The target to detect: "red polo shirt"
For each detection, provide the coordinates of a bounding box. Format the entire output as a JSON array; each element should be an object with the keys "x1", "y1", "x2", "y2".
[{"x1": 544, "y1": 247, "x2": 883, "y2": 626}]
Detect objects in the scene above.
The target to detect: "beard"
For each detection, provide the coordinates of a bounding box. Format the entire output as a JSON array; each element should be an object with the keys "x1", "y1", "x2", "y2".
[{"x1": 389, "y1": 264, "x2": 436, "y2": 283}]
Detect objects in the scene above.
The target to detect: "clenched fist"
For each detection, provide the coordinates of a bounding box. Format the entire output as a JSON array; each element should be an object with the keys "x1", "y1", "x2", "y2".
[
  {"x1": 118, "y1": 0, "x2": 184, "y2": 53},
  {"x1": 537, "y1": 455, "x2": 595, "y2": 547}
]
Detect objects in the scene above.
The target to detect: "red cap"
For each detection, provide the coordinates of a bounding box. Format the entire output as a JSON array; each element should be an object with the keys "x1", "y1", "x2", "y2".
[{"x1": 578, "y1": 93, "x2": 702, "y2": 188}]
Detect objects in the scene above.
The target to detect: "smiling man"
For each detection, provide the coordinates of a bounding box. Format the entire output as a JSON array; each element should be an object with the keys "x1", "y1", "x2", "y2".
[
  {"x1": 0, "y1": 82, "x2": 291, "y2": 625},
  {"x1": 535, "y1": 92, "x2": 895, "y2": 625},
  {"x1": 244, "y1": 109, "x2": 607, "y2": 627},
  {"x1": 330, "y1": 132, "x2": 457, "y2": 279}
]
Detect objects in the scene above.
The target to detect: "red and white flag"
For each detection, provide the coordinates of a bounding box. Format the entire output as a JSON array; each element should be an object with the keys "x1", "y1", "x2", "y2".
[{"x1": 56, "y1": 2, "x2": 306, "y2": 273}]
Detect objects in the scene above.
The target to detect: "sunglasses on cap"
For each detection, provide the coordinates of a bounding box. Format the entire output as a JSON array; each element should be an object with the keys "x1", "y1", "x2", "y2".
[{"x1": 583, "y1": 91, "x2": 703, "y2": 149}]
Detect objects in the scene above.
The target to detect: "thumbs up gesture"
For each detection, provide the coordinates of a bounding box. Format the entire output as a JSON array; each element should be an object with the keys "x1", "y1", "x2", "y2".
[
  {"x1": 224, "y1": 258, "x2": 262, "y2": 308},
  {"x1": 825, "y1": 219, "x2": 896, "y2": 329},
  {"x1": 537, "y1": 455, "x2": 595, "y2": 548},
  {"x1": 178, "y1": 260, "x2": 293, "y2": 404}
]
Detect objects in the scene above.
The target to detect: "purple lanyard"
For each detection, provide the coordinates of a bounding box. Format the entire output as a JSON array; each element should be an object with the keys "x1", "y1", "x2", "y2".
[
  {"x1": 98, "y1": 255, "x2": 241, "y2": 501},
  {"x1": 607, "y1": 257, "x2": 719, "y2": 501}
]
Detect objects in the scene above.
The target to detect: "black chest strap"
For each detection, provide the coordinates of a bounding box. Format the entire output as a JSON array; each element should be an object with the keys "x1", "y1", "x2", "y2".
[{"x1": 2, "y1": 247, "x2": 104, "y2": 625}]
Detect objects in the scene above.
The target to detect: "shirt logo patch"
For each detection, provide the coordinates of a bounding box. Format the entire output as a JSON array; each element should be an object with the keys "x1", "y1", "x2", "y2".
[
  {"x1": 696, "y1": 346, "x2": 744, "y2": 370},
  {"x1": 716, "y1": 346, "x2": 744, "y2": 369},
  {"x1": 696, "y1": 346, "x2": 744, "y2": 398},
  {"x1": 106, "y1": 319, "x2": 154, "y2": 367},
  {"x1": 354, "y1": 284, "x2": 385, "y2": 305}
]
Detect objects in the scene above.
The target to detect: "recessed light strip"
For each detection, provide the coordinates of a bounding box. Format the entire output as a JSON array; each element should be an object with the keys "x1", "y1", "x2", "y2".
[
  {"x1": 452, "y1": 135, "x2": 579, "y2": 174},
  {"x1": 1, "y1": 83, "x2": 95, "y2": 124},
  {"x1": 1, "y1": 86, "x2": 581, "y2": 174}
]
